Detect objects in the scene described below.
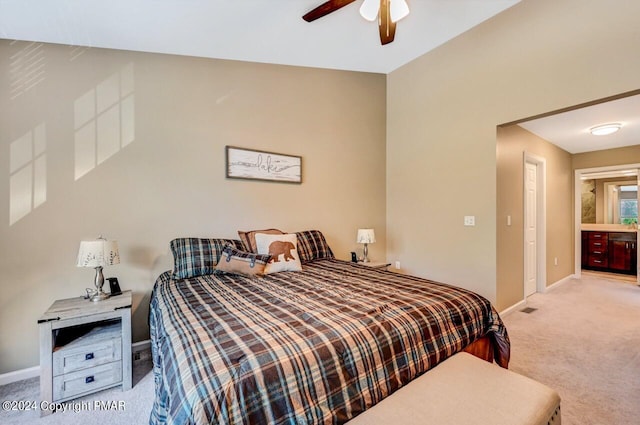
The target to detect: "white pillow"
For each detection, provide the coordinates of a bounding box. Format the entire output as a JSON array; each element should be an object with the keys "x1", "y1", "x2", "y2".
[{"x1": 254, "y1": 233, "x2": 303, "y2": 274}]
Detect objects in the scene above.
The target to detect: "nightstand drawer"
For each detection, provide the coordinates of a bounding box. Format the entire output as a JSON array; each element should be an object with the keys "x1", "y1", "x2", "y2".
[
  {"x1": 53, "y1": 323, "x2": 122, "y2": 376},
  {"x1": 53, "y1": 361, "x2": 122, "y2": 402}
]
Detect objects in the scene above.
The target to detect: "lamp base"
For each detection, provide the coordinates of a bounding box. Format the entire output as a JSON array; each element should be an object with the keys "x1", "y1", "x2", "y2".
[
  {"x1": 90, "y1": 290, "x2": 110, "y2": 302},
  {"x1": 363, "y1": 243, "x2": 370, "y2": 263},
  {"x1": 90, "y1": 266, "x2": 110, "y2": 302}
]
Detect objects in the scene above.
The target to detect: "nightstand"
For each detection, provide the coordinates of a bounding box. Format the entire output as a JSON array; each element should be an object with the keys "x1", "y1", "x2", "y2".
[
  {"x1": 358, "y1": 261, "x2": 392, "y2": 270},
  {"x1": 38, "y1": 291, "x2": 132, "y2": 416}
]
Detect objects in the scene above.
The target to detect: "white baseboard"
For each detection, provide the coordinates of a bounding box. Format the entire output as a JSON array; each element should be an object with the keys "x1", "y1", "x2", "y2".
[
  {"x1": 499, "y1": 274, "x2": 576, "y2": 318},
  {"x1": 499, "y1": 299, "x2": 527, "y2": 317},
  {"x1": 545, "y1": 274, "x2": 577, "y2": 292},
  {"x1": 132, "y1": 339, "x2": 151, "y2": 353},
  {"x1": 0, "y1": 340, "x2": 152, "y2": 387},
  {"x1": 0, "y1": 366, "x2": 39, "y2": 386}
]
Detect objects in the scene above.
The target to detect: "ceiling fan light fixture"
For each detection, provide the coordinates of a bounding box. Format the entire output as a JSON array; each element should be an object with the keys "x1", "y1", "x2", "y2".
[
  {"x1": 360, "y1": 0, "x2": 380, "y2": 21},
  {"x1": 590, "y1": 123, "x2": 622, "y2": 136},
  {"x1": 361, "y1": 0, "x2": 410, "y2": 22},
  {"x1": 390, "y1": 0, "x2": 410, "y2": 22}
]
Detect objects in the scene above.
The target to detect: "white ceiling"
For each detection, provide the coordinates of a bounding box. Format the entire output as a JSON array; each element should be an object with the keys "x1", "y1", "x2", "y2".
[
  {"x1": 518, "y1": 94, "x2": 640, "y2": 154},
  {"x1": 0, "y1": 0, "x2": 519, "y2": 74},
  {"x1": 2, "y1": 0, "x2": 636, "y2": 153}
]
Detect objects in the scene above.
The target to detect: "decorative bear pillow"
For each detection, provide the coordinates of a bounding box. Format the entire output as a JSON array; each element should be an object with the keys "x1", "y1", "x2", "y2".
[{"x1": 254, "y1": 233, "x2": 303, "y2": 274}]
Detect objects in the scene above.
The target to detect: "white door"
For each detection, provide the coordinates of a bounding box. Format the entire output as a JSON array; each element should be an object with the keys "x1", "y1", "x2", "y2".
[{"x1": 525, "y1": 162, "x2": 537, "y2": 296}]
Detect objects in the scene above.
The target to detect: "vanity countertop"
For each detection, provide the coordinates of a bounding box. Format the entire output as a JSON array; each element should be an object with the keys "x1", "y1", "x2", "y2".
[{"x1": 581, "y1": 224, "x2": 638, "y2": 233}]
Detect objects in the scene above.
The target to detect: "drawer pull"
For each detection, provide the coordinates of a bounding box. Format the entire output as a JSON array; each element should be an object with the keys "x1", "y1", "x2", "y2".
[
  {"x1": 594, "y1": 235, "x2": 601, "y2": 238},
  {"x1": 594, "y1": 260, "x2": 602, "y2": 263},
  {"x1": 593, "y1": 251, "x2": 601, "y2": 254},
  {"x1": 85, "y1": 353, "x2": 94, "y2": 360},
  {"x1": 593, "y1": 243, "x2": 601, "y2": 246},
  {"x1": 85, "y1": 376, "x2": 95, "y2": 384}
]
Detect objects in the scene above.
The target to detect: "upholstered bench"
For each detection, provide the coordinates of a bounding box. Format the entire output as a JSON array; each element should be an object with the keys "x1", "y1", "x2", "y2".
[{"x1": 346, "y1": 352, "x2": 561, "y2": 425}]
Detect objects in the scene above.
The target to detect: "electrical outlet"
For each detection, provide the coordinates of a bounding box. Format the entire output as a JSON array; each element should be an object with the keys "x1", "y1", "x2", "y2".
[
  {"x1": 133, "y1": 348, "x2": 152, "y2": 363},
  {"x1": 464, "y1": 216, "x2": 476, "y2": 226},
  {"x1": 395, "y1": 261, "x2": 401, "y2": 269}
]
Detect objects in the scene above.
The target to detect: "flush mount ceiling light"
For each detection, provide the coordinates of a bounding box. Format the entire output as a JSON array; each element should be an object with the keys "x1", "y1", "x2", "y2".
[
  {"x1": 303, "y1": 0, "x2": 410, "y2": 45},
  {"x1": 589, "y1": 123, "x2": 622, "y2": 136}
]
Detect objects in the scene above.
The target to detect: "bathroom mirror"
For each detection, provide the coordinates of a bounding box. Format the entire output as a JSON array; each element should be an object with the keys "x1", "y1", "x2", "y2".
[
  {"x1": 582, "y1": 176, "x2": 638, "y2": 225},
  {"x1": 603, "y1": 181, "x2": 638, "y2": 224}
]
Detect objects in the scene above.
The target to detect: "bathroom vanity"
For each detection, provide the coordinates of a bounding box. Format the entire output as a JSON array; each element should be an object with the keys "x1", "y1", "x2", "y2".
[{"x1": 581, "y1": 229, "x2": 637, "y2": 275}]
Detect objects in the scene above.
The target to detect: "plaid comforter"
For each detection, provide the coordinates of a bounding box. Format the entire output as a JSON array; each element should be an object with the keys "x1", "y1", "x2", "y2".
[{"x1": 149, "y1": 259, "x2": 510, "y2": 425}]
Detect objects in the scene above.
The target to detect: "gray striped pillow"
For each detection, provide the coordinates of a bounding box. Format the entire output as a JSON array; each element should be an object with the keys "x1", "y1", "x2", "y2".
[{"x1": 170, "y1": 238, "x2": 244, "y2": 279}]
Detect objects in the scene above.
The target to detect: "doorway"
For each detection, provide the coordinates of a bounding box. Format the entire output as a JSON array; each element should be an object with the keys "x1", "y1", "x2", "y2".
[{"x1": 574, "y1": 163, "x2": 640, "y2": 285}]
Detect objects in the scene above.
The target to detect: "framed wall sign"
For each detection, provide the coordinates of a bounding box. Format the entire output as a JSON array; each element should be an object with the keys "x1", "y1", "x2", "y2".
[{"x1": 225, "y1": 146, "x2": 302, "y2": 184}]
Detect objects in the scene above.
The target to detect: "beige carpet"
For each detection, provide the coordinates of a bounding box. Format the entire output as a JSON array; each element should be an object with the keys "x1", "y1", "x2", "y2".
[
  {"x1": 1, "y1": 273, "x2": 639, "y2": 424},
  {"x1": 503, "y1": 273, "x2": 640, "y2": 425},
  {"x1": 0, "y1": 361, "x2": 154, "y2": 425}
]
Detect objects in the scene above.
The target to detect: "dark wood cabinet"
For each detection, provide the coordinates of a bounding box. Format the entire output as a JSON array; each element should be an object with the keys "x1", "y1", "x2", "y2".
[
  {"x1": 581, "y1": 232, "x2": 588, "y2": 266},
  {"x1": 586, "y1": 232, "x2": 608, "y2": 268},
  {"x1": 608, "y1": 233, "x2": 637, "y2": 273},
  {"x1": 609, "y1": 241, "x2": 630, "y2": 270},
  {"x1": 582, "y1": 231, "x2": 637, "y2": 275}
]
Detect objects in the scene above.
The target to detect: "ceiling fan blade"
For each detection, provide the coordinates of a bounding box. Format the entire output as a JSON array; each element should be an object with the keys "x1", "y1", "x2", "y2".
[
  {"x1": 378, "y1": 0, "x2": 396, "y2": 45},
  {"x1": 303, "y1": 0, "x2": 358, "y2": 22}
]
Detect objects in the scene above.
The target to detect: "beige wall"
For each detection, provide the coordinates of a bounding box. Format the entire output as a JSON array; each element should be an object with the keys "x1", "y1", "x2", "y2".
[
  {"x1": 573, "y1": 145, "x2": 640, "y2": 170},
  {"x1": 0, "y1": 41, "x2": 387, "y2": 373},
  {"x1": 496, "y1": 125, "x2": 573, "y2": 310},
  {"x1": 387, "y1": 0, "x2": 640, "y2": 307}
]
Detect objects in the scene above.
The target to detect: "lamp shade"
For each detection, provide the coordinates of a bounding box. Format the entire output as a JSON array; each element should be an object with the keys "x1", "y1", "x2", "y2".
[
  {"x1": 77, "y1": 239, "x2": 120, "y2": 267},
  {"x1": 357, "y1": 228, "x2": 376, "y2": 244}
]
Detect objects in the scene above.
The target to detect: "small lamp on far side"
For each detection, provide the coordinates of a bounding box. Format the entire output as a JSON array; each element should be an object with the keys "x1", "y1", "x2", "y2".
[{"x1": 357, "y1": 228, "x2": 376, "y2": 263}]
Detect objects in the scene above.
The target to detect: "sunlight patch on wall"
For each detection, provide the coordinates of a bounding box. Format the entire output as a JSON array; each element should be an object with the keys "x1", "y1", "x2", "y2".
[
  {"x1": 69, "y1": 45, "x2": 91, "y2": 62},
  {"x1": 9, "y1": 41, "x2": 45, "y2": 100},
  {"x1": 74, "y1": 63, "x2": 135, "y2": 180},
  {"x1": 9, "y1": 123, "x2": 47, "y2": 225}
]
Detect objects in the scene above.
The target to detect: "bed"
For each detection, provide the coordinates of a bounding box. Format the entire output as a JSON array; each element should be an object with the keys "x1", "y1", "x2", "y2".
[{"x1": 149, "y1": 231, "x2": 510, "y2": 425}]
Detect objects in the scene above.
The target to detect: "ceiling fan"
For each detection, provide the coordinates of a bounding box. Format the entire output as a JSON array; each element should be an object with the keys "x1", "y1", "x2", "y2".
[{"x1": 303, "y1": 0, "x2": 410, "y2": 45}]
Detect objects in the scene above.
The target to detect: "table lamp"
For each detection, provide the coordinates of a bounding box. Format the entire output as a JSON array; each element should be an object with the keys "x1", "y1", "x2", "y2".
[
  {"x1": 77, "y1": 236, "x2": 120, "y2": 302},
  {"x1": 357, "y1": 228, "x2": 376, "y2": 263}
]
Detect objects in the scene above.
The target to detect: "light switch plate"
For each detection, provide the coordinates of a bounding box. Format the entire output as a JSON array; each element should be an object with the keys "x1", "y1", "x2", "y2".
[{"x1": 464, "y1": 216, "x2": 476, "y2": 226}]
